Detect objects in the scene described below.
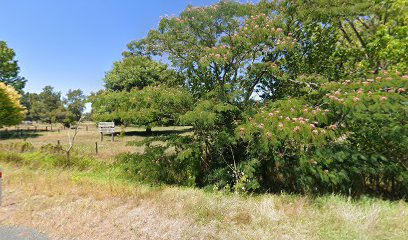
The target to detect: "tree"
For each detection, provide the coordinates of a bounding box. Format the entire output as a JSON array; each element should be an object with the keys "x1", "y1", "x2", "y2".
[
  {"x1": 0, "y1": 82, "x2": 25, "y2": 127},
  {"x1": 64, "y1": 89, "x2": 86, "y2": 121},
  {"x1": 104, "y1": 56, "x2": 179, "y2": 91},
  {"x1": 105, "y1": 0, "x2": 407, "y2": 198},
  {"x1": 91, "y1": 85, "x2": 193, "y2": 133},
  {"x1": 28, "y1": 86, "x2": 72, "y2": 124},
  {"x1": 0, "y1": 41, "x2": 26, "y2": 92}
]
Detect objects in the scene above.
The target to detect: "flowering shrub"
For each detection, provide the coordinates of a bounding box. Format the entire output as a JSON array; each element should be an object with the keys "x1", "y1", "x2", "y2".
[{"x1": 234, "y1": 73, "x2": 407, "y2": 197}]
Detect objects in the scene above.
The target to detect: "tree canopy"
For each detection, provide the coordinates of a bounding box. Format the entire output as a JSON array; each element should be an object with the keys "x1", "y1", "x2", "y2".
[
  {"x1": 0, "y1": 41, "x2": 26, "y2": 92},
  {"x1": 0, "y1": 82, "x2": 25, "y2": 127}
]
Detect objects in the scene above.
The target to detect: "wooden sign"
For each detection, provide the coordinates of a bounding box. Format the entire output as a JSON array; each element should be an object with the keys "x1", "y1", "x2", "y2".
[{"x1": 98, "y1": 122, "x2": 115, "y2": 134}]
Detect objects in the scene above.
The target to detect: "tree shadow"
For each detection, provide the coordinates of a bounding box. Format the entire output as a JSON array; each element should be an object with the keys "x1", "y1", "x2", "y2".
[
  {"x1": 124, "y1": 128, "x2": 193, "y2": 137},
  {"x1": 0, "y1": 130, "x2": 42, "y2": 140}
]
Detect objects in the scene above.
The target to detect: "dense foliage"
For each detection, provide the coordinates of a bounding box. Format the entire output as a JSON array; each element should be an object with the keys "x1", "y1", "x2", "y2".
[
  {"x1": 0, "y1": 41, "x2": 26, "y2": 92},
  {"x1": 0, "y1": 82, "x2": 25, "y2": 127},
  {"x1": 24, "y1": 86, "x2": 86, "y2": 125},
  {"x1": 91, "y1": 85, "x2": 193, "y2": 129},
  {"x1": 97, "y1": 0, "x2": 407, "y2": 199}
]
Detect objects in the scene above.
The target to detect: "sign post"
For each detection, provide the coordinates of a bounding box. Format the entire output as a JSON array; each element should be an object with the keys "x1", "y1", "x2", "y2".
[
  {"x1": 98, "y1": 122, "x2": 115, "y2": 142},
  {"x1": 0, "y1": 166, "x2": 2, "y2": 206}
]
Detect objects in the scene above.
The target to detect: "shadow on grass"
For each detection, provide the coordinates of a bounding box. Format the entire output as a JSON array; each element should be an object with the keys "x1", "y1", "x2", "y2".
[
  {"x1": 124, "y1": 128, "x2": 193, "y2": 137},
  {"x1": 0, "y1": 130, "x2": 42, "y2": 140}
]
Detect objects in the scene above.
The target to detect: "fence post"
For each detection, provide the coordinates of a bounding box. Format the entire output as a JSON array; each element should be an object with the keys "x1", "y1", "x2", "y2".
[
  {"x1": 86, "y1": 125, "x2": 88, "y2": 131},
  {"x1": 95, "y1": 142, "x2": 98, "y2": 154},
  {"x1": 0, "y1": 167, "x2": 2, "y2": 206},
  {"x1": 57, "y1": 140, "x2": 60, "y2": 145},
  {"x1": 111, "y1": 133, "x2": 114, "y2": 142},
  {"x1": 100, "y1": 132, "x2": 103, "y2": 141},
  {"x1": 46, "y1": 126, "x2": 48, "y2": 131}
]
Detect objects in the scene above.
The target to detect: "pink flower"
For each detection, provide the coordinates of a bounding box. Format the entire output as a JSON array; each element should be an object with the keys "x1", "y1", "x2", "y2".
[
  {"x1": 312, "y1": 130, "x2": 318, "y2": 135},
  {"x1": 329, "y1": 124, "x2": 337, "y2": 130},
  {"x1": 268, "y1": 112, "x2": 274, "y2": 117},
  {"x1": 398, "y1": 88, "x2": 405, "y2": 93},
  {"x1": 310, "y1": 124, "x2": 316, "y2": 129},
  {"x1": 258, "y1": 123, "x2": 265, "y2": 129},
  {"x1": 376, "y1": 76, "x2": 382, "y2": 81},
  {"x1": 386, "y1": 77, "x2": 392, "y2": 81},
  {"x1": 396, "y1": 71, "x2": 401, "y2": 76},
  {"x1": 266, "y1": 132, "x2": 272, "y2": 139},
  {"x1": 321, "y1": 129, "x2": 326, "y2": 134},
  {"x1": 290, "y1": 108, "x2": 295, "y2": 112},
  {"x1": 380, "y1": 96, "x2": 387, "y2": 101},
  {"x1": 285, "y1": 117, "x2": 291, "y2": 121},
  {"x1": 357, "y1": 89, "x2": 364, "y2": 94},
  {"x1": 335, "y1": 90, "x2": 341, "y2": 96},
  {"x1": 387, "y1": 89, "x2": 394, "y2": 93},
  {"x1": 293, "y1": 126, "x2": 300, "y2": 132},
  {"x1": 353, "y1": 97, "x2": 361, "y2": 102},
  {"x1": 402, "y1": 75, "x2": 408, "y2": 79},
  {"x1": 278, "y1": 122, "x2": 284, "y2": 128}
]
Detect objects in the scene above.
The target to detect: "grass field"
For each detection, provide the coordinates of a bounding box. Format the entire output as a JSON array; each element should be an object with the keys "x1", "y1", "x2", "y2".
[
  {"x1": 0, "y1": 123, "x2": 407, "y2": 239},
  {"x1": 0, "y1": 122, "x2": 192, "y2": 161}
]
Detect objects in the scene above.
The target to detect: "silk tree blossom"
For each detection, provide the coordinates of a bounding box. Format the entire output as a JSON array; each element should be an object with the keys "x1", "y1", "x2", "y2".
[
  {"x1": 380, "y1": 96, "x2": 387, "y2": 101},
  {"x1": 328, "y1": 124, "x2": 337, "y2": 130}
]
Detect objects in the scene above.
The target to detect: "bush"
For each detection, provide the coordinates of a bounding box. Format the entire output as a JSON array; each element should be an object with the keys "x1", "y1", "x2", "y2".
[{"x1": 118, "y1": 135, "x2": 200, "y2": 186}]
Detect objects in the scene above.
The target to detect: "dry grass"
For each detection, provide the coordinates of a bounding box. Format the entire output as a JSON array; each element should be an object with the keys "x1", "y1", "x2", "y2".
[
  {"x1": 0, "y1": 162, "x2": 407, "y2": 240},
  {"x1": 0, "y1": 123, "x2": 191, "y2": 161}
]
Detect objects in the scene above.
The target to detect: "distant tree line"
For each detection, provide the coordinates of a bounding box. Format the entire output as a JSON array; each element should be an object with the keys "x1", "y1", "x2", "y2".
[{"x1": 0, "y1": 40, "x2": 87, "y2": 127}]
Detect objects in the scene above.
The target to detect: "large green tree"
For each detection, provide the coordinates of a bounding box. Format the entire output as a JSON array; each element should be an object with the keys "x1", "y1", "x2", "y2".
[
  {"x1": 107, "y1": 0, "x2": 407, "y2": 198},
  {"x1": 0, "y1": 41, "x2": 26, "y2": 92}
]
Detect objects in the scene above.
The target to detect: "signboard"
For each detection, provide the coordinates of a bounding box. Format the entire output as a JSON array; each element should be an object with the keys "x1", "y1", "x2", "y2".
[{"x1": 98, "y1": 122, "x2": 115, "y2": 134}]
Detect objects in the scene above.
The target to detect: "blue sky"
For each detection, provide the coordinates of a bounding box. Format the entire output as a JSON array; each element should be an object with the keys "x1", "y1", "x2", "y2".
[{"x1": 0, "y1": 0, "x2": 223, "y2": 96}]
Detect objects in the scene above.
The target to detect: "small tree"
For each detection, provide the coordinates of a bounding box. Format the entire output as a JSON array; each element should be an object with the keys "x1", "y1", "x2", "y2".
[{"x1": 0, "y1": 82, "x2": 25, "y2": 127}]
